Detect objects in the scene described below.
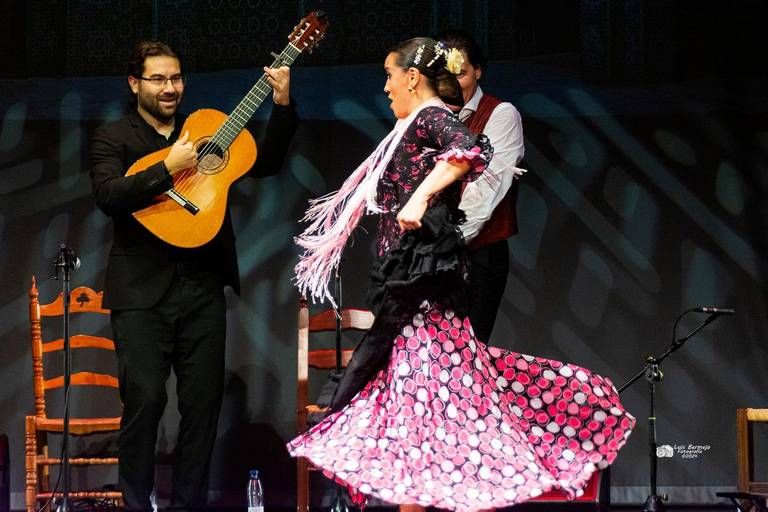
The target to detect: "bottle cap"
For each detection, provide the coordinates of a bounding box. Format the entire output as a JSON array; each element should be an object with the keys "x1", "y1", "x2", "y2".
[{"x1": 250, "y1": 470, "x2": 259, "y2": 477}]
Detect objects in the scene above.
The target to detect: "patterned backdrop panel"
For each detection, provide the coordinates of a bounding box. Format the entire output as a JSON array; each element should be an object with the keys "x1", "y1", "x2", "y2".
[
  {"x1": 192, "y1": 0, "x2": 300, "y2": 71},
  {"x1": 621, "y1": 0, "x2": 645, "y2": 84},
  {"x1": 26, "y1": 0, "x2": 69, "y2": 76},
  {"x1": 19, "y1": 0, "x2": 766, "y2": 83},
  {"x1": 486, "y1": 1, "x2": 517, "y2": 60},
  {"x1": 579, "y1": 0, "x2": 611, "y2": 82},
  {"x1": 156, "y1": 0, "x2": 199, "y2": 71},
  {"x1": 645, "y1": 1, "x2": 676, "y2": 82},
  {"x1": 292, "y1": 0, "x2": 341, "y2": 67},
  {"x1": 66, "y1": 0, "x2": 154, "y2": 76},
  {"x1": 332, "y1": 0, "x2": 432, "y2": 65}
]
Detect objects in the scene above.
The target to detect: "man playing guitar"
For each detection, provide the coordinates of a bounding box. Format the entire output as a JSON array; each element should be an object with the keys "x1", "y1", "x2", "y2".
[{"x1": 89, "y1": 39, "x2": 299, "y2": 512}]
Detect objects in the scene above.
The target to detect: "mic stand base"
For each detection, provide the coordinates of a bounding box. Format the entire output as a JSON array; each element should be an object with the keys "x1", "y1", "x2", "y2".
[
  {"x1": 329, "y1": 486, "x2": 349, "y2": 512},
  {"x1": 55, "y1": 497, "x2": 75, "y2": 512},
  {"x1": 643, "y1": 494, "x2": 666, "y2": 512}
]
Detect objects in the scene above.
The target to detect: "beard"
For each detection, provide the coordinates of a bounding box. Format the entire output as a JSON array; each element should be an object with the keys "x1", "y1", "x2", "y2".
[{"x1": 137, "y1": 89, "x2": 180, "y2": 122}]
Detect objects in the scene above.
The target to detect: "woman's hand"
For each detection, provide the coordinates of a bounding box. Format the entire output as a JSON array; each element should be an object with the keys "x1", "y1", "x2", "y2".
[
  {"x1": 397, "y1": 193, "x2": 428, "y2": 231},
  {"x1": 396, "y1": 159, "x2": 471, "y2": 231}
]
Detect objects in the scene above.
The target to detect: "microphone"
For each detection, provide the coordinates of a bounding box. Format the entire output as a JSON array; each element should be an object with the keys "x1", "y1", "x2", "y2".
[
  {"x1": 691, "y1": 307, "x2": 735, "y2": 315},
  {"x1": 60, "y1": 244, "x2": 81, "y2": 270}
]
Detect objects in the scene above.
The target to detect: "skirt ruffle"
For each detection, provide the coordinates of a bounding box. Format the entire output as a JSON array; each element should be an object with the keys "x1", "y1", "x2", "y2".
[
  {"x1": 366, "y1": 204, "x2": 473, "y2": 318},
  {"x1": 323, "y1": 205, "x2": 473, "y2": 413},
  {"x1": 288, "y1": 302, "x2": 635, "y2": 512}
]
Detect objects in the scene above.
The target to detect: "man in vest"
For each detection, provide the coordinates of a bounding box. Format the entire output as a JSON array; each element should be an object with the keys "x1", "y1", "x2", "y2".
[{"x1": 438, "y1": 29, "x2": 526, "y2": 344}]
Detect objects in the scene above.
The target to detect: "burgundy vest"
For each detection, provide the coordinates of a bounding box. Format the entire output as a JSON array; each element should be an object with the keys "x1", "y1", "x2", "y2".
[{"x1": 463, "y1": 93, "x2": 519, "y2": 252}]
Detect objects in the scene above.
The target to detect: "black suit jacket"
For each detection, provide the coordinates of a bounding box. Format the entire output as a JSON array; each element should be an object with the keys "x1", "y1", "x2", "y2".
[{"x1": 90, "y1": 102, "x2": 300, "y2": 310}]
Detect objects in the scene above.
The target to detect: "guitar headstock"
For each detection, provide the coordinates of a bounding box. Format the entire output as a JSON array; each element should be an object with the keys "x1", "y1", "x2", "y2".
[{"x1": 289, "y1": 11, "x2": 329, "y2": 53}]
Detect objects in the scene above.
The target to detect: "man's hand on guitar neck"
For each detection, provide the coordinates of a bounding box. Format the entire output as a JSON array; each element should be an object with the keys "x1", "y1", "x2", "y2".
[
  {"x1": 164, "y1": 131, "x2": 198, "y2": 176},
  {"x1": 160, "y1": 64, "x2": 289, "y2": 178},
  {"x1": 264, "y1": 66, "x2": 291, "y2": 106}
]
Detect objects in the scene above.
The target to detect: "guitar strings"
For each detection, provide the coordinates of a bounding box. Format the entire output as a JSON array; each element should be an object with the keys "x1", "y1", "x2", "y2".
[
  {"x1": 191, "y1": 43, "x2": 299, "y2": 167},
  {"x1": 173, "y1": 68, "x2": 278, "y2": 197},
  {"x1": 172, "y1": 44, "x2": 302, "y2": 200},
  {"x1": 185, "y1": 42, "x2": 302, "y2": 174},
  {"x1": 176, "y1": 63, "x2": 278, "y2": 194}
]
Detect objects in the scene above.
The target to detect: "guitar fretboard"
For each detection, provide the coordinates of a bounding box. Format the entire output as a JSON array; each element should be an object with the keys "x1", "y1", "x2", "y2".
[{"x1": 211, "y1": 43, "x2": 302, "y2": 150}]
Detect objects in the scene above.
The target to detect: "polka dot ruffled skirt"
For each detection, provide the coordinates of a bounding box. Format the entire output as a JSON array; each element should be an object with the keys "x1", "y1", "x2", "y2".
[{"x1": 288, "y1": 303, "x2": 635, "y2": 512}]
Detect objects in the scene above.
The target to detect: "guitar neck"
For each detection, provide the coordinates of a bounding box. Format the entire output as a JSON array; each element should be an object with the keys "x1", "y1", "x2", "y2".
[{"x1": 212, "y1": 43, "x2": 302, "y2": 150}]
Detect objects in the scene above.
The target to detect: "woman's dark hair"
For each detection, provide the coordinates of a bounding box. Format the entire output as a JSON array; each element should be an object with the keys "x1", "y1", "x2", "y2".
[
  {"x1": 125, "y1": 41, "x2": 180, "y2": 108},
  {"x1": 435, "y1": 29, "x2": 487, "y2": 72},
  {"x1": 390, "y1": 37, "x2": 464, "y2": 108}
]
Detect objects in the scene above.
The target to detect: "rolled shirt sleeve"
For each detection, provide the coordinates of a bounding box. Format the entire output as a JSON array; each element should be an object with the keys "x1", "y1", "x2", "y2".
[{"x1": 459, "y1": 97, "x2": 525, "y2": 243}]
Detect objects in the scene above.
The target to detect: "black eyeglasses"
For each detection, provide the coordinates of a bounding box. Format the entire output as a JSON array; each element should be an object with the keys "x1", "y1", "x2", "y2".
[{"x1": 137, "y1": 75, "x2": 186, "y2": 88}]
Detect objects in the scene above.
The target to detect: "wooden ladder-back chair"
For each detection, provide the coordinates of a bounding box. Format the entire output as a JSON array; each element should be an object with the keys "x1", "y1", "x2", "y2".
[
  {"x1": 738, "y1": 408, "x2": 768, "y2": 494},
  {"x1": 26, "y1": 276, "x2": 122, "y2": 512},
  {"x1": 296, "y1": 296, "x2": 374, "y2": 512},
  {"x1": 716, "y1": 408, "x2": 768, "y2": 511}
]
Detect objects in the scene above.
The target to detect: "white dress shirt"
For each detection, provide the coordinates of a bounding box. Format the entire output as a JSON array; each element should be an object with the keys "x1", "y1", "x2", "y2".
[{"x1": 458, "y1": 85, "x2": 525, "y2": 242}]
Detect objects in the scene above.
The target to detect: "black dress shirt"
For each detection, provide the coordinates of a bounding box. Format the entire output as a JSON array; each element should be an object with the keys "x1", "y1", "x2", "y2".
[{"x1": 90, "y1": 102, "x2": 300, "y2": 309}]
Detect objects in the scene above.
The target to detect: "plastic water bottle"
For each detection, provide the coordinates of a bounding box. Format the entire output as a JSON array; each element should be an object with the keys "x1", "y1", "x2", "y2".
[
  {"x1": 150, "y1": 486, "x2": 158, "y2": 512},
  {"x1": 247, "y1": 470, "x2": 264, "y2": 512}
]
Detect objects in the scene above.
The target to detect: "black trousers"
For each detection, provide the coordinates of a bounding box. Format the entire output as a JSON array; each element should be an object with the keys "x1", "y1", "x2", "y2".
[
  {"x1": 111, "y1": 269, "x2": 227, "y2": 512},
  {"x1": 467, "y1": 239, "x2": 510, "y2": 344}
]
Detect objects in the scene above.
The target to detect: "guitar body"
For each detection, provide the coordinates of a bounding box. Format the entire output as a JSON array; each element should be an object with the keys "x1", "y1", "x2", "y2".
[{"x1": 126, "y1": 109, "x2": 257, "y2": 248}]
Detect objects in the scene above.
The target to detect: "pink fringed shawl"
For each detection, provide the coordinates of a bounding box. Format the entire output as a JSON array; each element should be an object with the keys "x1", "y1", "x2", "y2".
[{"x1": 294, "y1": 97, "x2": 448, "y2": 305}]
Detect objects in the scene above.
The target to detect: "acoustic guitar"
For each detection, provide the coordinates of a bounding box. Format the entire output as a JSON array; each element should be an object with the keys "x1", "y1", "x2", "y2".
[{"x1": 126, "y1": 11, "x2": 328, "y2": 248}]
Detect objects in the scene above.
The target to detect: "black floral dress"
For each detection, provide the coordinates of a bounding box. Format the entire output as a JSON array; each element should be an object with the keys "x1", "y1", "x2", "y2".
[
  {"x1": 374, "y1": 106, "x2": 487, "y2": 256},
  {"x1": 288, "y1": 106, "x2": 635, "y2": 512}
]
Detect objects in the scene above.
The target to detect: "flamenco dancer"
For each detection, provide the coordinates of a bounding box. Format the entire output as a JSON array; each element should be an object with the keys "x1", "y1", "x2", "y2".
[{"x1": 289, "y1": 36, "x2": 635, "y2": 512}]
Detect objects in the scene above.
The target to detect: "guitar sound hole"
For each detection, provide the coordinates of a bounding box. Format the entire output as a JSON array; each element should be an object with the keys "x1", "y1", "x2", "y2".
[{"x1": 195, "y1": 139, "x2": 228, "y2": 175}]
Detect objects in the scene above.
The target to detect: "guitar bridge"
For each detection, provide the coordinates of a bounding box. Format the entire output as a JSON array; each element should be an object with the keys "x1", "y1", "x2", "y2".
[{"x1": 166, "y1": 188, "x2": 200, "y2": 215}]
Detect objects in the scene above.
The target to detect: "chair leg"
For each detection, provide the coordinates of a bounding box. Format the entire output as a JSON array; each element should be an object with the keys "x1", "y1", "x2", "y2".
[
  {"x1": 297, "y1": 457, "x2": 309, "y2": 512},
  {"x1": 25, "y1": 417, "x2": 36, "y2": 512},
  {"x1": 737, "y1": 408, "x2": 752, "y2": 492},
  {"x1": 37, "y1": 429, "x2": 51, "y2": 512},
  {"x1": 597, "y1": 467, "x2": 610, "y2": 512}
]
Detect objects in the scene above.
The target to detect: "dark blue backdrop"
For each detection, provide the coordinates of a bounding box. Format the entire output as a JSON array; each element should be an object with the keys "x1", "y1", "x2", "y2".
[{"x1": 1, "y1": 1, "x2": 767, "y2": 509}]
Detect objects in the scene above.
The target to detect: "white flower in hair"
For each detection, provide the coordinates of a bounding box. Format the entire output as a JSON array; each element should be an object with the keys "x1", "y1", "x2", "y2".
[
  {"x1": 426, "y1": 42, "x2": 464, "y2": 75},
  {"x1": 445, "y1": 48, "x2": 464, "y2": 74}
]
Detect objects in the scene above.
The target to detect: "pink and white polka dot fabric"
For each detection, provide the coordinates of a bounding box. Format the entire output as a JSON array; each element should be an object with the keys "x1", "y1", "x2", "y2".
[{"x1": 288, "y1": 303, "x2": 635, "y2": 512}]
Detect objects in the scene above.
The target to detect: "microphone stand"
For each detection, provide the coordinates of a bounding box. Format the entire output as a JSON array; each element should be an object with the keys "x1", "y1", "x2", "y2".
[
  {"x1": 53, "y1": 244, "x2": 78, "y2": 512},
  {"x1": 334, "y1": 258, "x2": 344, "y2": 374},
  {"x1": 329, "y1": 259, "x2": 350, "y2": 512},
  {"x1": 617, "y1": 310, "x2": 730, "y2": 512}
]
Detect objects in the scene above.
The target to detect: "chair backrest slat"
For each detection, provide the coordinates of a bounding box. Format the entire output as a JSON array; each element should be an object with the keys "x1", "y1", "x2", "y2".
[
  {"x1": 307, "y1": 349, "x2": 354, "y2": 370},
  {"x1": 297, "y1": 296, "x2": 374, "y2": 435},
  {"x1": 308, "y1": 308, "x2": 374, "y2": 332},
  {"x1": 42, "y1": 335, "x2": 115, "y2": 352},
  {"x1": 28, "y1": 276, "x2": 115, "y2": 420},
  {"x1": 44, "y1": 372, "x2": 119, "y2": 390},
  {"x1": 39, "y1": 286, "x2": 109, "y2": 316}
]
